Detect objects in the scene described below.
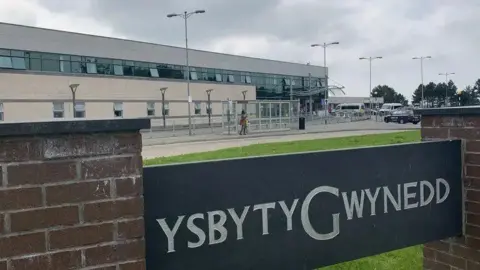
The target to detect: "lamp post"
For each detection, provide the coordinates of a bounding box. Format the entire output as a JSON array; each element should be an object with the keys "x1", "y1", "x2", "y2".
[
  {"x1": 69, "y1": 83, "x2": 79, "y2": 118},
  {"x1": 160, "y1": 87, "x2": 168, "y2": 128},
  {"x1": 311, "y1": 42, "x2": 339, "y2": 124},
  {"x1": 412, "y1": 56, "x2": 432, "y2": 107},
  {"x1": 439, "y1": 72, "x2": 455, "y2": 107},
  {"x1": 241, "y1": 90, "x2": 247, "y2": 100},
  {"x1": 167, "y1": 9, "x2": 205, "y2": 136},
  {"x1": 206, "y1": 89, "x2": 213, "y2": 127},
  {"x1": 359, "y1": 56, "x2": 383, "y2": 113}
]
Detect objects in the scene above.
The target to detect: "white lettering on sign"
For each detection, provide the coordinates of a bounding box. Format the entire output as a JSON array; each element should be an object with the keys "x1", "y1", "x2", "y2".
[
  {"x1": 156, "y1": 179, "x2": 452, "y2": 253},
  {"x1": 227, "y1": 206, "x2": 250, "y2": 240},
  {"x1": 254, "y1": 202, "x2": 276, "y2": 235},
  {"x1": 301, "y1": 186, "x2": 340, "y2": 241},
  {"x1": 279, "y1": 199, "x2": 299, "y2": 231}
]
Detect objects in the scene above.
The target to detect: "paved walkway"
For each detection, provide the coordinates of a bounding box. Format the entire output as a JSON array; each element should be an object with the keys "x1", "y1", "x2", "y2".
[
  {"x1": 142, "y1": 120, "x2": 420, "y2": 146},
  {"x1": 142, "y1": 129, "x2": 416, "y2": 159}
]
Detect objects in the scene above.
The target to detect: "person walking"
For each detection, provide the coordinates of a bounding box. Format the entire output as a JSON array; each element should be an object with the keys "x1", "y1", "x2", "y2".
[{"x1": 239, "y1": 110, "x2": 248, "y2": 135}]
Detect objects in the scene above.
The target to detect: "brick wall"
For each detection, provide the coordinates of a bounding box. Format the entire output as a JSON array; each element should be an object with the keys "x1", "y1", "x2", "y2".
[
  {"x1": 421, "y1": 113, "x2": 480, "y2": 270},
  {"x1": 0, "y1": 130, "x2": 145, "y2": 270}
]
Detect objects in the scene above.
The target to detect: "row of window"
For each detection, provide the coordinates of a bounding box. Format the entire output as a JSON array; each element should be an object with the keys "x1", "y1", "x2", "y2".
[
  {"x1": 0, "y1": 48, "x2": 324, "y2": 90},
  {"x1": 52, "y1": 101, "x2": 213, "y2": 119}
]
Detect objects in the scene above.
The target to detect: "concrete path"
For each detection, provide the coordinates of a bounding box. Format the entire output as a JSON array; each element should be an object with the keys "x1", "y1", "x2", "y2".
[
  {"x1": 142, "y1": 129, "x2": 415, "y2": 159},
  {"x1": 142, "y1": 119, "x2": 420, "y2": 146}
]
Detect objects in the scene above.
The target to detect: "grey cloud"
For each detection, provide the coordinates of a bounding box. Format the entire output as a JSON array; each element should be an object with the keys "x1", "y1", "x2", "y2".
[
  {"x1": 38, "y1": 0, "x2": 364, "y2": 49},
  {"x1": 30, "y1": 0, "x2": 480, "y2": 98}
]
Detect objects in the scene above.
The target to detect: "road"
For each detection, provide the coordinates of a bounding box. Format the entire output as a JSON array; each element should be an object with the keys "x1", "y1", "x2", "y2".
[{"x1": 142, "y1": 128, "x2": 417, "y2": 159}]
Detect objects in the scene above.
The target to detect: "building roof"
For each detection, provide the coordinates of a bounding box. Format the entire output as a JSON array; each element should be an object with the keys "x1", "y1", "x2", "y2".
[{"x1": 0, "y1": 22, "x2": 326, "y2": 77}]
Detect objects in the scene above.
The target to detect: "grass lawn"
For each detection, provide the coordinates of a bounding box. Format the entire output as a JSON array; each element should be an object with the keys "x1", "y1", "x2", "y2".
[{"x1": 144, "y1": 130, "x2": 423, "y2": 269}]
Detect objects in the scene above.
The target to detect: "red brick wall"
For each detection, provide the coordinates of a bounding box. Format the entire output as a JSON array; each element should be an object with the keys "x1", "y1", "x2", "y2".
[
  {"x1": 0, "y1": 132, "x2": 145, "y2": 270},
  {"x1": 422, "y1": 115, "x2": 480, "y2": 270}
]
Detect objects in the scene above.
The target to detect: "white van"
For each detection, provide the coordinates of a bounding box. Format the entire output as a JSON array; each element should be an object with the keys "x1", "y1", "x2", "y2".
[
  {"x1": 333, "y1": 103, "x2": 365, "y2": 115},
  {"x1": 379, "y1": 103, "x2": 403, "y2": 115}
]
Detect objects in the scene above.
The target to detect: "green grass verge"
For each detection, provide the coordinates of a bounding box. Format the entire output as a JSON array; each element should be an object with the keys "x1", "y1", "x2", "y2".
[
  {"x1": 144, "y1": 130, "x2": 421, "y2": 166},
  {"x1": 144, "y1": 130, "x2": 423, "y2": 269}
]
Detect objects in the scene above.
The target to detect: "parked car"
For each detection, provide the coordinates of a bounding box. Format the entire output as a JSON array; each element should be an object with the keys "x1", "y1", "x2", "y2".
[
  {"x1": 378, "y1": 103, "x2": 404, "y2": 116},
  {"x1": 384, "y1": 108, "x2": 420, "y2": 124}
]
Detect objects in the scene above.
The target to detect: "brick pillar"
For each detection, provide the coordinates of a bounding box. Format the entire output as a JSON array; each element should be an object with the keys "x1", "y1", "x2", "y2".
[
  {"x1": 0, "y1": 119, "x2": 150, "y2": 270},
  {"x1": 419, "y1": 107, "x2": 480, "y2": 270}
]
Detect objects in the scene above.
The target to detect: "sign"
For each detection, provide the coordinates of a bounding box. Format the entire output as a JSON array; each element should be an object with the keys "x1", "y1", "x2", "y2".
[{"x1": 143, "y1": 140, "x2": 462, "y2": 270}]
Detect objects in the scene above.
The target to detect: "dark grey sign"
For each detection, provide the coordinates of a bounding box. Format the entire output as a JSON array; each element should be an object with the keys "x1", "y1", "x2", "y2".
[{"x1": 143, "y1": 140, "x2": 462, "y2": 270}]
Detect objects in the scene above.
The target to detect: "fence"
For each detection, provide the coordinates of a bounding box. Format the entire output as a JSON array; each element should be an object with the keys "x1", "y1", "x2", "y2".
[{"x1": 221, "y1": 100, "x2": 300, "y2": 135}]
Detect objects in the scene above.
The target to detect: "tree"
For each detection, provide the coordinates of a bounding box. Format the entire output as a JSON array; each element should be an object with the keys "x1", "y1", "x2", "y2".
[
  {"x1": 412, "y1": 80, "x2": 458, "y2": 107},
  {"x1": 371, "y1": 85, "x2": 407, "y2": 104},
  {"x1": 454, "y1": 83, "x2": 480, "y2": 106}
]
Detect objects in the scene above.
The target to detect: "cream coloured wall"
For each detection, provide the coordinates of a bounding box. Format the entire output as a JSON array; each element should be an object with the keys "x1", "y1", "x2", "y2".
[
  {"x1": 0, "y1": 73, "x2": 256, "y2": 102},
  {"x1": 4, "y1": 102, "x2": 52, "y2": 121},
  {"x1": 0, "y1": 73, "x2": 256, "y2": 124}
]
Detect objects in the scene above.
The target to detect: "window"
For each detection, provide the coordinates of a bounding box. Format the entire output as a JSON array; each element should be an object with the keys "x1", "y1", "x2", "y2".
[
  {"x1": 194, "y1": 102, "x2": 201, "y2": 115},
  {"x1": 0, "y1": 56, "x2": 12, "y2": 68},
  {"x1": 245, "y1": 75, "x2": 252, "y2": 84},
  {"x1": 227, "y1": 75, "x2": 235, "y2": 83},
  {"x1": 60, "y1": 60, "x2": 71, "y2": 73},
  {"x1": 147, "y1": 102, "x2": 155, "y2": 116},
  {"x1": 190, "y1": 71, "x2": 198, "y2": 80},
  {"x1": 284, "y1": 78, "x2": 291, "y2": 85},
  {"x1": 0, "y1": 103, "x2": 4, "y2": 121},
  {"x1": 30, "y1": 58, "x2": 41, "y2": 71},
  {"x1": 114, "y1": 102, "x2": 123, "y2": 118},
  {"x1": 113, "y1": 65, "x2": 124, "y2": 75},
  {"x1": 123, "y1": 61, "x2": 134, "y2": 76},
  {"x1": 71, "y1": 62, "x2": 82, "y2": 73},
  {"x1": 11, "y1": 57, "x2": 25, "y2": 69},
  {"x1": 0, "y1": 49, "x2": 10, "y2": 56},
  {"x1": 163, "y1": 102, "x2": 170, "y2": 116},
  {"x1": 74, "y1": 102, "x2": 85, "y2": 118},
  {"x1": 42, "y1": 59, "x2": 60, "y2": 72},
  {"x1": 53, "y1": 102, "x2": 64, "y2": 118},
  {"x1": 150, "y1": 68, "x2": 159, "y2": 77},
  {"x1": 215, "y1": 74, "x2": 222, "y2": 82},
  {"x1": 86, "y1": 62, "x2": 97, "y2": 74}
]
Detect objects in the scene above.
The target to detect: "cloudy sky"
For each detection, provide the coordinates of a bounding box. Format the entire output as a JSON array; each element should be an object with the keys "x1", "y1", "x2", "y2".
[{"x1": 0, "y1": 0, "x2": 478, "y2": 100}]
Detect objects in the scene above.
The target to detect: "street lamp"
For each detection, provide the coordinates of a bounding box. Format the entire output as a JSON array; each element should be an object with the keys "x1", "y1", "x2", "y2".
[
  {"x1": 206, "y1": 89, "x2": 213, "y2": 127},
  {"x1": 412, "y1": 56, "x2": 432, "y2": 107},
  {"x1": 359, "y1": 56, "x2": 383, "y2": 112},
  {"x1": 167, "y1": 9, "x2": 205, "y2": 136},
  {"x1": 439, "y1": 72, "x2": 455, "y2": 107},
  {"x1": 311, "y1": 42, "x2": 339, "y2": 123},
  {"x1": 69, "y1": 83, "x2": 80, "y2": 118},
  {"x1": 241, "y1": 90, "x2": 248, "y2": 100},
  {"x1": 160, "y1": 87, "x2": 168, "y2": 128}
]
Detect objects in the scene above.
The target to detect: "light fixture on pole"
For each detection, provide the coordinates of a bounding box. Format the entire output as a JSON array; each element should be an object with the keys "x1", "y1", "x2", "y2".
[
  {"x1": 241, "y1": 90, "x2": 248, "y2": 100},
  {"x1": 412, "y1": 56, "x2": 432, "y2": 108},
  {"x1": 69, "y1": 83, "x2": 80, "y2": 118},
  {"x1": 167, "y1": 9, "x2": 205, "y2": 136},
  {"x1": 359, "y1": 56, "x2": 383, "y2": 113},
  {"x1": 206, "y1": 89, "x2": 213, "y2": 127},
  {"x1": 160, "y1": 87, "x2": 168, "y2": 128},
  {"x1": 438, "y1": 72, "x2": 455, "y2": 107},
  {"x1": 311, "y1": 42, "x2": 339, "y2": 124}
]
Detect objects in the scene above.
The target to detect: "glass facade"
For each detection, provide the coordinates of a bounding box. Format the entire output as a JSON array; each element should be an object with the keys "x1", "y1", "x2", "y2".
[{"x1": 0, "y1": 48, "x2": 326, "y2": 100}]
